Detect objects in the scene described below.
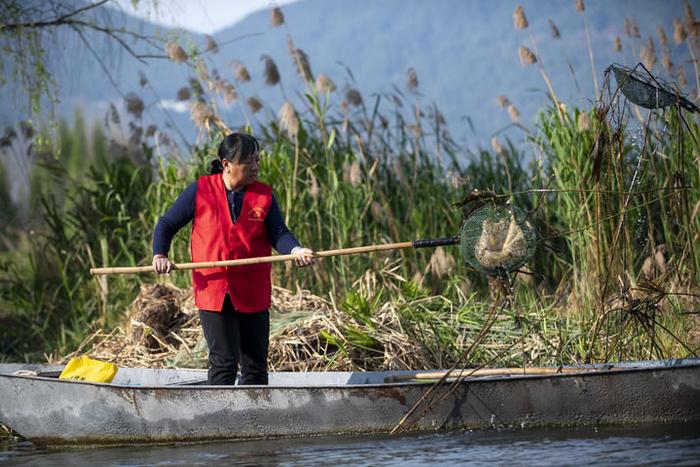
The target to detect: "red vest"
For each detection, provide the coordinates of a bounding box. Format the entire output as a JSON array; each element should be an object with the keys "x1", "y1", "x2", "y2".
[{"x1": 191, "y1": 175, "x2": 272, "y2": 312}]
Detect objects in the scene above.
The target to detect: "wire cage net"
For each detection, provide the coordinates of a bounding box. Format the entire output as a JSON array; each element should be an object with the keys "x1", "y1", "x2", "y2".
[{"x1": 460, "y1": 204, "x2": 537, "y2": 276}]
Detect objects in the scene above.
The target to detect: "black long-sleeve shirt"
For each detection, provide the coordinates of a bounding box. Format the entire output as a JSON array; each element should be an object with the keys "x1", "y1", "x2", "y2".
[{"x1": 153, "y1": 181, "x2": 300, "y2": 257}]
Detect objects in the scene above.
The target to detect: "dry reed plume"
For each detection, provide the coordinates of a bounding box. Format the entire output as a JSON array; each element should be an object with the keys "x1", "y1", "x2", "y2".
[
  {"x1": 679, "y1": 65, "x2": 688, "y2": 86},
  {"x1": 343, "y1": 160, "x2": 362, "y2": 187},
  {"x1": 497, "y1": 95, "x2": 510, "y2": 108},
  {"x1": 629, "y1": 17, "x2": 641, "y2": 38},
  {"x1": 212, "y1": 77, "x2": 225, "y2": 95},
  {"x1": 315, "y1": 74, "x2": 336, "y2": 93},
  {"x1": 518, "y1": 46, "x2": 537, "y2": 66},
  {"x1": 641, "y1": 245, "x2": 668, "y2": 280},
  {"x1": 189, "y1": 78, "x2": 204, "y2": 96},
  {"x1": 508, "y1": 104, "x2": 520, "y2": 122},
  {"x1": 124, "y1": 93, "x2": 144, "y2": 119},
  {"x1": 407, "y1": 68, "x2": 419, "y2": 91},
  {"x1": 624, "y1": 17, "x2": 641, "y2": 38},
  {"x1": 575, "y1": 0, "x2": 585, "y2": 13},
  {"x1": 427, "y1": 247, "x2": 455, "y2": 278},
  {"x1": 657, "y1": 26, "x2": 669, "y2": 48},
  {"x1": 196, "y1": 59, "x2": 210, "y2": 83},
  {"x1": 690, "y1": 21, "x2": 700, "y2": 37},
  {"x1": 246, "y1": 96, "x2": 263, "y2": 114},
  {"x1": 674, "y1": 19, "x2": 688, "y2": 44},
  {"x1": 176, "y1": 87, "x2": 190, "y2": 101},
  {"x1": 642, "y1": 36, "x2": 658, "y2": 70},
  {"x1": 261, "y1": 55, "x2": 281, "y2": 86},
  {"x1": 288, "y1": 42, "x2": 313, "y2": 82},
  {"x1": 190, "y1": 101, "x2": 215, "y2": 130},
  {"x1": 346, "y1": 88, "x2": 363, "y2": 107},
  {"x1": 232, "y1": 60, "x2": 251, "y2": 82},
  {"x1": 548, "y1": 18, "x2": 561, "y2": 39},
  {"x1": 406, "y1": 123, "x2": 422, "y2": 138},
  {"x1": 308, "y1": 170, "x2": 319, "y2": 200},
  {"x1": 279, "y1": 101, "x2": 300, "y2": 138},
  {"x1": 577, "y1": 112, "x2": 591, "y2": 131},
  {"x1": 513, "y1": 5, "x2": 528, "y2": 29},
  {"x1": 614, "y1": 36, "x2": 622, "y2": 53},
  {"x1": 271, "y1": 7, "x2": 284, "y2": 27},
  {"x1": 138, "y1": 71, "x2": 148, "y2": 88},
  {"x1": 685, "y1": 1, "x2": 699, "y2": 36},
  {"x1": 165, "y1": 42, "x2": 187, "y2": 63},
  {"x1": 222, "y1": 83, "x2": 237, "y2": 104},
  {"x1": 491, "y1": 137, "x2": 504, "y2": 156},
  {"x1": 205, "y1": 35, "x2": 218, "y2": 53},
  {"x1": 662, "y1": 53, "x2": 674, "y2": 74}
]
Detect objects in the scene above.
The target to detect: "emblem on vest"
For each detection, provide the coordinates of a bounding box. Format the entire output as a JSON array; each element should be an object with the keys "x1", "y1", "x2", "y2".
[{"x1": 248, "y1": 206, "x2": 265, "y2": 222}]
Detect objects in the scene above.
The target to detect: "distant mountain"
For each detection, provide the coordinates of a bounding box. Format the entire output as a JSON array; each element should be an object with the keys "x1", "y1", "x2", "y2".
[{"x1": 1, "y1": 0, "x2": 695, "y2": 151}]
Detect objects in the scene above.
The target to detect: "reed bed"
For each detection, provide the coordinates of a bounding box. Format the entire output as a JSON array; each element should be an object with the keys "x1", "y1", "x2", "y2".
[{"x1": 1, "y1": 3, "x2": 698, "y2": 368}]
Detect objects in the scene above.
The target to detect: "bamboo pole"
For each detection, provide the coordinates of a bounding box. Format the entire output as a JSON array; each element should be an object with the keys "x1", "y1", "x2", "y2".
[
  {"x1": 90, "y1": 237, "x2": 459, "y2": 275},
  {"x1": 384, "y1": 366, "x2": 604, "y2": 382}
]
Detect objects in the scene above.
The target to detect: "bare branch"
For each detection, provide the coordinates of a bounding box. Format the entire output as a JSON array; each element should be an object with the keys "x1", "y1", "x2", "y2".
[
  {"x1": 0, "y1": 0, "x2": 110, "y2": 31},
  {"x1": 52, "y1": 0, "x2": 111, "y2": 24}
]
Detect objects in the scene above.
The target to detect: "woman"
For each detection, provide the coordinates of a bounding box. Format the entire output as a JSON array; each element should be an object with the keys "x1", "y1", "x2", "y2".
[{"x1": 152, "y1": 133, "x2": 315, "y2": 386}]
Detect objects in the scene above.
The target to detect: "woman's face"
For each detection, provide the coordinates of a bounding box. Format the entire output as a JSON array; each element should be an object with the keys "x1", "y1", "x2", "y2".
[{"x1": 223, "y1": 151, "x2": 260, "y2": 188}]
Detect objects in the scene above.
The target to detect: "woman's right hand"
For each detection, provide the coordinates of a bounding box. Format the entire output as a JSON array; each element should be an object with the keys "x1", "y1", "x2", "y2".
[{"x1": 153, "y1": 254, "x2": 174, "y2": 274}]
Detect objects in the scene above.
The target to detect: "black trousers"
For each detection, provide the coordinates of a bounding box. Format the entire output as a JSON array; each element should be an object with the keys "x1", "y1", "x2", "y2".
[{"x1": 199, "y1": 294, "x2": 269, "y2": 385}]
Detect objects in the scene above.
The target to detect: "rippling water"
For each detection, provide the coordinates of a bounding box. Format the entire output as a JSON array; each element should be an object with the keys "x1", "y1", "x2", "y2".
[{"x1": 2, "y1": 423, "x2": 699, "y2": 466}]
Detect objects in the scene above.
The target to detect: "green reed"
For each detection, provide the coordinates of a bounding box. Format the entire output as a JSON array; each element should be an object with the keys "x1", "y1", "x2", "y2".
[{"x1": 1, "y1": 4, "x2": 699, "y2": 365}]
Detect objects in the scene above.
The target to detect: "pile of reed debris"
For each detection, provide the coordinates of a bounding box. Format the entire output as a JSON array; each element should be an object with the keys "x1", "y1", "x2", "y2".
[{"x1": 57, "y1": 282, "x2": 429, "y2": 371}]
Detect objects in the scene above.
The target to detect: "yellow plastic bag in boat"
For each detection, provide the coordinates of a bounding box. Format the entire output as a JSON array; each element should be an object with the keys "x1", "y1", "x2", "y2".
[{"x1": 58, "y1": 356, "x2": 118, "y2": 383}]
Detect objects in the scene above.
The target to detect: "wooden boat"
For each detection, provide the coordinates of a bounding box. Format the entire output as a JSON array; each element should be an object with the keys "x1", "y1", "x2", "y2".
[{"x1": 1, "y1": 358, "x2": 699, "y2": 446}]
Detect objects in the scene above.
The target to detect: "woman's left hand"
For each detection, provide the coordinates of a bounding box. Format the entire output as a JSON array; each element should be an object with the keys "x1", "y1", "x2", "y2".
[{"x1": 291, "y1": 247, "x2": 316, "y2": 267}]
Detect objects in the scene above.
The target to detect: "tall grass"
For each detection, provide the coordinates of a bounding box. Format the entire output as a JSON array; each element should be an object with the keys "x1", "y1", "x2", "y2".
[{"x1": 0, "y1": 3, "x2": 698, "y2": 364}]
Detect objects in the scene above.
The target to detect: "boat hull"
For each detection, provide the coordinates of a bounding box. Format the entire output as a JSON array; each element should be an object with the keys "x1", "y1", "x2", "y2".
[{"x1": 1, "y1": 360, "x2": 699, "y2": 446}]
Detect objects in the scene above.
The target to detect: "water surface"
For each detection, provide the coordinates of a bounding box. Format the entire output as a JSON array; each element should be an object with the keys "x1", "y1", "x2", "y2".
[{"x1": 1, "y1": 423, "x2": 699, "y2": 466}]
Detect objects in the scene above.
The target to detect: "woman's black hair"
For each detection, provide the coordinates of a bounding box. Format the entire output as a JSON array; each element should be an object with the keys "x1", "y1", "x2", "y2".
[{"x1": 209, "y1": 133, "x2": 260, "y2": 175}]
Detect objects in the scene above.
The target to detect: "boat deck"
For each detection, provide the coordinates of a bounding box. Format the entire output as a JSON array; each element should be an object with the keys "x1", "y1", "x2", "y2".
[{"x1": 1, "y1": 358, "x2": 698, "y2": 387}]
